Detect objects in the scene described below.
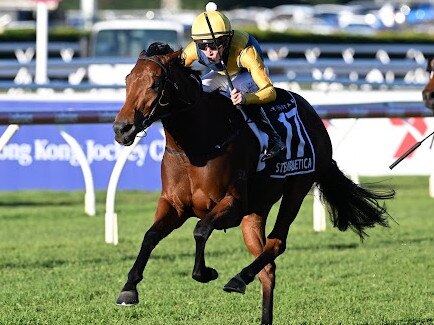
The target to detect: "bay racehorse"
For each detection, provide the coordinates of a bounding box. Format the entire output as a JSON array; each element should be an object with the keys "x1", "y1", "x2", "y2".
[
  {"x1": 422, "y1": 57, "x2": 434, "y2": 111},
  {"x1": 113, "y1": 43, "x2": 395, "y2": 325}
]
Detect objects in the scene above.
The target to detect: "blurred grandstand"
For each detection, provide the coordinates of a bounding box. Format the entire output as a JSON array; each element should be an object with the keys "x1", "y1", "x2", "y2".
[{"x1": 0, "y1": 1, "x2": 434, "y2": 35}]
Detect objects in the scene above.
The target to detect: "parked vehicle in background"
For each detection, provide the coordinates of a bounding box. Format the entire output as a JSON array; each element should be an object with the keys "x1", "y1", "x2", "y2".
[
  {"x1": 88, "y1": 19, "x2": 186, "y2": 85},
  {"x1": 267, "y1": 5, "x2": 314, "y2": 32},
  {"x1": 406, "y1": 2, "x2": 434, "y2": 25},
  {"x1": 342, "y1": 20, "x2": 378, "y2": 35}
]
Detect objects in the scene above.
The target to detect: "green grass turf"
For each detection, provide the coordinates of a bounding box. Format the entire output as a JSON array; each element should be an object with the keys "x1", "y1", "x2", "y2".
[{"x1": 0, "y1": 176, "x2": 433, "y2": 324}]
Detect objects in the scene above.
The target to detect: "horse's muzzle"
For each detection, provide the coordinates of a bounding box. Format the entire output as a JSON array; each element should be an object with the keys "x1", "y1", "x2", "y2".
[
  {"x1": 422, "y1": 89, "x2": 434, "y2": 111},
  {"x1": 113, "y1": 121, "x2": 138, "y2": 146}
]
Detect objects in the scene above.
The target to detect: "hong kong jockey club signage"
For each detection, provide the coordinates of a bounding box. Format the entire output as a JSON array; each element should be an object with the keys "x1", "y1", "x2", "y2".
[
  {"x1": 0, "y1": 98, "x2": 165, "y2": 191},
  {"x1": 0, "y1": 123, "x2": 165, "y2": 190}
]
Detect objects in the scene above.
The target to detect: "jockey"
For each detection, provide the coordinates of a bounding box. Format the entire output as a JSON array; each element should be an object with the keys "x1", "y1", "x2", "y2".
[{"x1": 181, "y1": 3, "x2": 285, "y2": 161}]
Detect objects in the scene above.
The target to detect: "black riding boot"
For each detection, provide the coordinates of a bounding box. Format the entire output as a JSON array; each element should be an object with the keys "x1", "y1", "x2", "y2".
[{"x1": 244, "y1": 107, "x2": 285, "y2": 161}]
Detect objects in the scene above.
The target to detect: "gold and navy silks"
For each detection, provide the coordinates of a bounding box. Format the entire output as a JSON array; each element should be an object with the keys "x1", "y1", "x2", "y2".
[{"x1": 181, "y1": 30, "x2": 276, "y2": 105}]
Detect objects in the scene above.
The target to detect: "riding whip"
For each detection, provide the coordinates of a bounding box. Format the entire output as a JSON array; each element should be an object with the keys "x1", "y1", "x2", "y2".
[
  {"x1": 389, "y1": 130, "x2": 434, "y2": 169},
  {"x1": 202, "y1": 6, "x2": 246, "y2": 112},
  {"x1": 203, "y1": 11, "x2": 234, "y2": 92}
]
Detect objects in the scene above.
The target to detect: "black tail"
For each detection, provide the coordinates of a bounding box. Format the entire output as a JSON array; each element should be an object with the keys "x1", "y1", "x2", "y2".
[{"x1": 317, "y1": 160, "x2": 395, "y2": 240}]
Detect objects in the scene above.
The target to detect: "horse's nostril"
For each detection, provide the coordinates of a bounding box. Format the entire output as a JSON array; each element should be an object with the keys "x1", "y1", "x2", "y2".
[
  {"x1": 113, "y1": 122, "x2": 133, "y2": 134},
  {"x1": 422, "y1": 90, "x2": 430, "y2": 99},
  {"x1": 121, "y1": 124, "x2": 133, "y2": 133}
]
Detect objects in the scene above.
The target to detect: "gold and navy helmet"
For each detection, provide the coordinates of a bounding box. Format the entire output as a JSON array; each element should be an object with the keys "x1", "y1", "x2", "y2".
[{"x1": 191, "y1": 9, "x2": 232, "y2": 41}]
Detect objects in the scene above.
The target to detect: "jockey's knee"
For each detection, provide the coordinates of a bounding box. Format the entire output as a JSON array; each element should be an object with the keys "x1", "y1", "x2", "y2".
[{"x1": 202, "y1": 83, "x2": 213, "y2": 93}]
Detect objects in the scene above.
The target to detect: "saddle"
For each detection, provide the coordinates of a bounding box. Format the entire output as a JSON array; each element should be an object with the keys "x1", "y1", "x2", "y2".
[{"x1": 243, "y1": 88, "x2": 316, "y2": 178}]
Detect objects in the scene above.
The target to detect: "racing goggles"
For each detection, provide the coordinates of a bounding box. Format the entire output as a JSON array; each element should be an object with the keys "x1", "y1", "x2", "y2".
[{"x1": 195, "y1": 37, "x2": 226, "y2": 51}]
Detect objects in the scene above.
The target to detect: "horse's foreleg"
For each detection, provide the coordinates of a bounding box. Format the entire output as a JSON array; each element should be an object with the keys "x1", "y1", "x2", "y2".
[
  {"x1": 238, "y1": 214, "x2": 275, "y2": 325},
  {"x1": 116, "y1": 197, "x2": 186, "y2": 306},
  {"x1": 192, "y1": 196, "x2": 242, "y2": 283}
]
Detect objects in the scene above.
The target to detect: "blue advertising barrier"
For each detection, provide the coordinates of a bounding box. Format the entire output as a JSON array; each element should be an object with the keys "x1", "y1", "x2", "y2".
[
  {"x1": 0, "y1": 96, "x2": 431, "y2": 191},
  {"x1": 0, "y1": 98, "x2": 164, "y2": 191}
]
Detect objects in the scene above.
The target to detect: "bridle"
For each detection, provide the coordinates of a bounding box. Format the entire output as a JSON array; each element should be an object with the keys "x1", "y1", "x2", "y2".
[{"x1": 139, "y1": 55, "x2": 202, "y2": 130}]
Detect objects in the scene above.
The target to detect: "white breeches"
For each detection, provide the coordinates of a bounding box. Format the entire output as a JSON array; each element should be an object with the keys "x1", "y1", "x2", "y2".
[{"x1": 202, "y1": 70, "x2": 259, "y2": 97}]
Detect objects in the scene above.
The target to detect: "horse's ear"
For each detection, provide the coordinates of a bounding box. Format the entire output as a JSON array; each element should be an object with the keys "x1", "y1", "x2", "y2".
[
  {"x1": 170, "y1": 50, "x2": 182, "y2": 61},
  {"x1": 428, "y1": 57, "x2": 434, "y2": 72},
  {"x1": 147, "y1": 42, "x2": 174, "y2": 56},
  {"x1": 178, "y1": 48, "x2": 185, "y2": 65}
]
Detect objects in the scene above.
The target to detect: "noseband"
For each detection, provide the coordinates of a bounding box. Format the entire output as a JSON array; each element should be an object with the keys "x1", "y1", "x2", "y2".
[{"x1": 139, "y1": 55, "x2": 200, "y2": 130}]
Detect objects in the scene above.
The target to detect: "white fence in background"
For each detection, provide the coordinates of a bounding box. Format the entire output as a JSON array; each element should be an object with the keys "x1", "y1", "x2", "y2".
[{"x1": 0, "y1": 42, "x2": 433, "y2": 91}]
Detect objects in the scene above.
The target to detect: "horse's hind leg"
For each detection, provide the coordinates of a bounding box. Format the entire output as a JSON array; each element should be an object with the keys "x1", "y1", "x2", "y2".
[
  {"x1": 238, "y1": 213, "x2": 276, "y2": 325},
  {"x1": 224, "y1": 175, "x2": 314, "y2": 296},
  {"x1": 116, "y1": 197, "x2": 187, "y2": 306}
]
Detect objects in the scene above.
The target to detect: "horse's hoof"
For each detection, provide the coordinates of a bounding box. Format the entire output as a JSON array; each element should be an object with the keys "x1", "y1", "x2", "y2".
[
  {"x1": 223, "y1": 274, "x2": 246, "y2": 294},
  {"x1": 115, "y1": 290, "x2": 139, "y2": 306},
  {"x1": 192, "y1": 267, "x2": 219, "y2": 283}
]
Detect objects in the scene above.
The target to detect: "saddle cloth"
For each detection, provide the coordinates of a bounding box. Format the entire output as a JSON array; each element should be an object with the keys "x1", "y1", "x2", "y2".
[{"x1": 240, "y1": 89, "x2": 316, "y2": 178}]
